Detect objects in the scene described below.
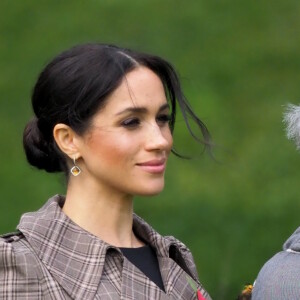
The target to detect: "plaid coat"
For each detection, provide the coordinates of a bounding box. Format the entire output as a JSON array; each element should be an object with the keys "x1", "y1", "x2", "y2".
[{"x1": 0, "y1": 195, "x2": 211, "y2": 300}]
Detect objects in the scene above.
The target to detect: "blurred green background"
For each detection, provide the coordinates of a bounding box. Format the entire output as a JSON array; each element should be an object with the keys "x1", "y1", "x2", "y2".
[{"x1": 1, "y1": 1, "x2": 300, "y2": 299}]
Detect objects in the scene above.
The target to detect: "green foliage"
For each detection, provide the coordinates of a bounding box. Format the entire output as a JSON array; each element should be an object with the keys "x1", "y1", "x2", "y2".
[{"x1": 1, "y1": 1, "x2": 300, "y2": 298}]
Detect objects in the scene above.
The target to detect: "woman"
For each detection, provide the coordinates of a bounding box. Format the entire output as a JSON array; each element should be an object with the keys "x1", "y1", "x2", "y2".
[
  {"x1": 0, "y1": 43, "x2": 212, "y2": 300},
  {"x1": 252, "y1": 104, "x2": 300, "y2": 299}
]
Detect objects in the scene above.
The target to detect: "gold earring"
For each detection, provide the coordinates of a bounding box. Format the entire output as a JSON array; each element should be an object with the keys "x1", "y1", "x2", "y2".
[{"x1": 70, "y1": 157, "x2": 81, "y2": 176}]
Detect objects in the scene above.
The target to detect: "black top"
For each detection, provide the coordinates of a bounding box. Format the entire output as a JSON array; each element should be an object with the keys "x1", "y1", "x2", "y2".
[{"x1": 120, "y1": 245, "x2": 165, "y2": 291}]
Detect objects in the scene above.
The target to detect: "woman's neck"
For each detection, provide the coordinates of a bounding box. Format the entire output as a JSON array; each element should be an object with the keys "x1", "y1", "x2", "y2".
[{"x1": 63, "y1": 177, "x2": 144, "y2": 248}]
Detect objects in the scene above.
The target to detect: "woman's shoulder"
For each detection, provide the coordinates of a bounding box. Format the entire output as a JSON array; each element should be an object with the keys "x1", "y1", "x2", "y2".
[
  {"x1": 0, "y1": 230, "x2": 32, "y2": 258},
  {"x1": 0, "y1": 230, "x2": 40, "y2": 281},
  {"x1": 253, "y1": 250, "x2": 300, "y2": 299},
  {"x1": 253, "y1": 227, "x2": 300, "y2": 299},
  {"x1": 0, "y1": 230, "x2": 25, "y2": 260}
]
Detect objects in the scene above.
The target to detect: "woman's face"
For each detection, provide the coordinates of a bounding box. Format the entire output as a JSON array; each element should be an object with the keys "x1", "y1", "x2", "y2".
[{"x1": 76, "y1": 67, "x2": 173, "y2": 197}]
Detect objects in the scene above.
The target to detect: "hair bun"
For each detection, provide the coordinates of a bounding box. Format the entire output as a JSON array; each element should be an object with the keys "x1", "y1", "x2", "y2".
[{"x1": 23, "y1": 118, "x2": 62, "y2": 172}]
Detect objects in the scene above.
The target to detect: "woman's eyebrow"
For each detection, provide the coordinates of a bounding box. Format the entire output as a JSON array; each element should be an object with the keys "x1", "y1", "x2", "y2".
[
  {"x1": 115, "y1": 103, "x2": 170, "y2": 116},
  {"x1": 158, "y1": 103, "x2": 170, "y2": 111}
]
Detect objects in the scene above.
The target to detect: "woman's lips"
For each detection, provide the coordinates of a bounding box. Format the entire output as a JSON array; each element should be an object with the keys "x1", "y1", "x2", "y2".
[{"x1": 136, "y1": 159, "x2": 166, "y2": 174}]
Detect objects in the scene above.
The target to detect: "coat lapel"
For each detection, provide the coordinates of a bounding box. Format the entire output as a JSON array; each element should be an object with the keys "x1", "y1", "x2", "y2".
[
  {"x1": 133, "y1": 214, "x2": 211, "y2": 299},
  {"x1": 159, "y1": 256, "x2": 199, "y2": 299},
  {"x1": 121, "y1": 257, "x2": 171, "y2": 300}
]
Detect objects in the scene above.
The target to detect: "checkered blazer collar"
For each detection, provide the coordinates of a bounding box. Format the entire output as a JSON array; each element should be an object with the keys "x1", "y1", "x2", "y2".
[
  {"x1": 18, "y1": 195, "x2": 113, "y2": 299},
  {"x1": 17, "y1": 195, "x2": 190, "y2": 299}
]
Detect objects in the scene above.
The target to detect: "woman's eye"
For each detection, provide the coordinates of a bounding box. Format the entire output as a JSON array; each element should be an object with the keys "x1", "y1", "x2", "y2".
[
  {"x1": 156, "y1": 114, "x2": 171, "y2": 125},
  {"x1": 121, "y1": 118, "x2": 141, "y2": 128}
]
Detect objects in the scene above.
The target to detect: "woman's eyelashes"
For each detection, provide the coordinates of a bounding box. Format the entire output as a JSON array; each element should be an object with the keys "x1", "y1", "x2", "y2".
[
  {"x1": 156, "y1": 114, "x2": 171, "y2": 125},
  {"x1": 121, "y1": 114, "x2": 171, "y2": 129},
  {"x1": 121, "y1": 118, "x2": 141, "y2": 128}
]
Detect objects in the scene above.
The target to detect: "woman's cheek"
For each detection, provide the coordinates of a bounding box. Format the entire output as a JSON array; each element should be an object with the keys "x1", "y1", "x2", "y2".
[{"x1": 88, "y1": 132, "x2": 135, "y2": 164}]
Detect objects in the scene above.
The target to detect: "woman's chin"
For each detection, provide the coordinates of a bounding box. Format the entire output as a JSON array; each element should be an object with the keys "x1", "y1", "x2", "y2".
[{"x1": 134, "y1": 182, "x2": 165, "y2": 196}]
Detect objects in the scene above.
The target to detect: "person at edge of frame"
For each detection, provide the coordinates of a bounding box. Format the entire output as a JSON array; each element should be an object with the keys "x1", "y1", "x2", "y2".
[{"x1": 252, "y1": 104, "x2": 300, "y2": 299}]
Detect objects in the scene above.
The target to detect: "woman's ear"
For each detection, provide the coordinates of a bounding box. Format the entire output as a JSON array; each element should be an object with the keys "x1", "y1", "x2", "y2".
[{"x1": 53, "y1": 124, "x2": 81, "y2": 159}]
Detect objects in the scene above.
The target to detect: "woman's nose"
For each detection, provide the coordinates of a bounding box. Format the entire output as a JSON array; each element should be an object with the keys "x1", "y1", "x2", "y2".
[{"x1": 144, "y1": 123, "x2": 172, "y2": 151}]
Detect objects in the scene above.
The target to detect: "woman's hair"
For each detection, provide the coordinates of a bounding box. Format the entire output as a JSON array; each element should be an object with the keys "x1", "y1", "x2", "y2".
[
  {"x1": 284, "y1": 104, "x2": 300, "y2": 150},
  {"x1": 23, "y1": 43, "x2": 211, "y2": 175}
]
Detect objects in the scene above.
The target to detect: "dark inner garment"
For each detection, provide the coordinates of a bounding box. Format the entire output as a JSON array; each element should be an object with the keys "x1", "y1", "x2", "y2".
[{"x1": 120, "y1": 245, "x2": 165, "y2": 291}]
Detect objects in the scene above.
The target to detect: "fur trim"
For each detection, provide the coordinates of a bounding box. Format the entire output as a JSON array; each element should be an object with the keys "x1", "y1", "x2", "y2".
[{"x1": 283, "y1": 104, "x2": 300, "y2": 150}]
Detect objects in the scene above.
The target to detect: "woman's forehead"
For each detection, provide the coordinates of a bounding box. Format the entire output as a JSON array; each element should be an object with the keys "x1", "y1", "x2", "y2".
[{"x1": 101, "y1": 67, "x2": 168, "y2": 113}]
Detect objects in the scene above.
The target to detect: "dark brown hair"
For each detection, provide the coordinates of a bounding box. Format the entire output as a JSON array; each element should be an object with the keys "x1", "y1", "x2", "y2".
[{"x1": 23, "y1": 43, "x2": 211, "y2": 175}]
